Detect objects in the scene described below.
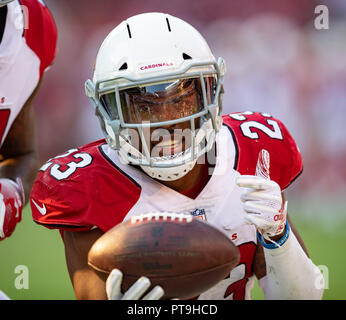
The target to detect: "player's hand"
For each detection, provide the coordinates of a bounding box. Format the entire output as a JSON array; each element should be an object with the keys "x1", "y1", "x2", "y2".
[
  {"x1": 236, "y1": 175, "x2": 287, "y2": 240},
  {"x1": 106, "y1": 269, "x2": 164, "y2": 300},
  {"x1": 0, "y1": 178, "x2": 25, "y2": 241}
]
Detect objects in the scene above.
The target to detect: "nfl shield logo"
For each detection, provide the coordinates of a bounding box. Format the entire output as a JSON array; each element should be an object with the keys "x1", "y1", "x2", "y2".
[{"x1": 190, "y1": 208, "x2": 206, "y2": 220}]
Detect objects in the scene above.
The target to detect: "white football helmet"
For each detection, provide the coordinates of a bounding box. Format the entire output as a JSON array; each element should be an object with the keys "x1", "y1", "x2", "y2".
[
  {"x1": 0, "y1": 0, "x2": 14, "y2": 7},
  {"x1": 85, "y1": 12, "x2": 226, "y2": 181}
]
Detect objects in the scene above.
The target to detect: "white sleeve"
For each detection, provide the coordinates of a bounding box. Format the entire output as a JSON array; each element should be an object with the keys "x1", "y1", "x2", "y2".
[{"x1": 258, "y1": 225, "x2": 324, "y2": 300}]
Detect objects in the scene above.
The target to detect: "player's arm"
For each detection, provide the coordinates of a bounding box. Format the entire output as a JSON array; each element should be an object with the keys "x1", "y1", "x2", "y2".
[
  {"x1": 0, "y1": 80, "x2": 43, "y2": 240},
  {"x1": 256, "y1": 216, "x2": 324, "y2": 300},
  {"x1": 253, "y1": 213, "x2": 309, "y2": 278},
  {"x1": 63, "y1": 228, "x2": 109, "y2": 300},
  {"x1": 237, "y1": 177, "x2": 324, "y2": 299},
  {"x1": 63, "y1": 228, "x2": 164, "y2": 300},
  {"x1": 253, "y1": 208, "x2": 310, "y2": 276},
  {"x1": 0, "y1": 79, "x2": 42, "y2": 202}
]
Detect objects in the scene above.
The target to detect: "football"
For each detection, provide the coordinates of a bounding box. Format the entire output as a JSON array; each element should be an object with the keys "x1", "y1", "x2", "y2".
[{"x1": 88, "y1": 212, "x2": 240, "y2": 299}]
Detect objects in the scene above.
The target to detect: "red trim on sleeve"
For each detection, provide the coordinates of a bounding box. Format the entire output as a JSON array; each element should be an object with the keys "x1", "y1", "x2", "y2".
[{"x1": 20, "y1": 0, "x2": 57, "y2": 77}]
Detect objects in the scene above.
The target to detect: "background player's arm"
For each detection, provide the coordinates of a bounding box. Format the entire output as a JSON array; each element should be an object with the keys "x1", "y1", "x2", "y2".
[
  {"x1": 63, "y1": 228, "x2": 108, "y2": 300},
  {"x1": 0, "y1": 80, "x2": 43, "y2": 203}
]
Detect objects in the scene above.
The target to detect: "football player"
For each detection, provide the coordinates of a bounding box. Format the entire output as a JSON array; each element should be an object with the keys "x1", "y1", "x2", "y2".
[
  {"x1": 31, "y1": 13, "x2": 324, "y2": 300},
  {"x1": 0, "y1": 0, "x2": 57, "y2": 241}
]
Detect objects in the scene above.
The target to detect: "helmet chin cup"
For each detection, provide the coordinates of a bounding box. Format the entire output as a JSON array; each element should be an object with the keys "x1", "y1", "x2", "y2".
[
  {"x1": 116, "y1": 118, "x2": 216, "y2": 181},
  {"x1": 140, "y1": 158, "x2": 197, "y2": 181}
]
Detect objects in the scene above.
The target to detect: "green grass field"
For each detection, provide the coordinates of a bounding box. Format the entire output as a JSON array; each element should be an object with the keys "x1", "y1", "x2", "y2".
[{"x1": 0, "y1": 204, "x2": 345, "y2": 300}]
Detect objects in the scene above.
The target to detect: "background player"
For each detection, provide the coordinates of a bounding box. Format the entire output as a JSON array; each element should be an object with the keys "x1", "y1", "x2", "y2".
[
  {"x1": 31, "y1": 12, "x2": 324, "y2": 300},
  {"x1": 0, "y1": 0, "x2": 56, "y2": 241}
]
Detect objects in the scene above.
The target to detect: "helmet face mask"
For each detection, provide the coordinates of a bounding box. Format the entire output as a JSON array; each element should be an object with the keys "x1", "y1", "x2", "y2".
[
  {"x1": 114, "y1": 77, "x2": 208, "y2": 124},
  {"x1": 85, "y1": 13, "x2": 226, "y2": 181}
]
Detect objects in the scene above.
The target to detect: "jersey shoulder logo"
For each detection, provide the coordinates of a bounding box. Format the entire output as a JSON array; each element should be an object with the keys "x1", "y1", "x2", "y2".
[{"x1": 31, "y1": 199, "x2": 47, "y2": 215}]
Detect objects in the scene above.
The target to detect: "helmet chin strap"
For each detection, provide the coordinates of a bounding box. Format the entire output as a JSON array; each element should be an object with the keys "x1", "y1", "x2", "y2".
[{"x1": 116, "y1": 118, "x2": 215, "y2": 181}]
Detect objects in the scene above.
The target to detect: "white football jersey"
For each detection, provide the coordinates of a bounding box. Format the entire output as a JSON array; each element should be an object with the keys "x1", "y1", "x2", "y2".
[
  {"x1": 0, "y1": 0, "x2": 56, "y2": 146},
  {"x1": 100, "y1": 126, "x2": 258, "y2": 299}
]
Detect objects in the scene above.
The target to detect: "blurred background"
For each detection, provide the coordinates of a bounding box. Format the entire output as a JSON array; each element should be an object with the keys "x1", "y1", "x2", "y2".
[{"x1": 0, "y1": 0, "x2": 345, "y2": 299}]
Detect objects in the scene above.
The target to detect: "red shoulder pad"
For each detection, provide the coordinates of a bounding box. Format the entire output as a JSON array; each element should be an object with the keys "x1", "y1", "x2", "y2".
[
  {"x1": 30, "y1": 140, "x2": 141, "y2": 232},
  {"x1": 222, "y1": 112, "x2": 303, "y2": 190},
  {"x1": 20, "y1": 0, "x2": 57, "y2": 77}
]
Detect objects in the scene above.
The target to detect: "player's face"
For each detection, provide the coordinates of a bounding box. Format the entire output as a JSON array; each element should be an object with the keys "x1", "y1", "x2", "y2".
[
  {"x1": 122, "y1": 78, "x2": 204, "y2": 157},
  {"x1": 148, "y1": 119, "x2": 197, "y2": 158},
  {"x1": 100, "y1": 77, "x2": 215, "y2": 158},
  {"x1": 120, "y1": 115, "x2": 198, "y2": 159}
]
